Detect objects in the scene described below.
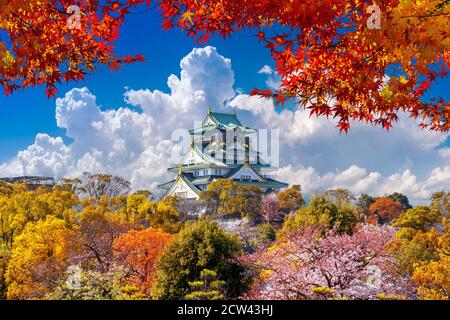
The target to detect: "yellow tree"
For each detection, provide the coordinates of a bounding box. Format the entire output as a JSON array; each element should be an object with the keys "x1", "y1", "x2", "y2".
[
  {"x1": 5, "y1": 217, "x2": 76, "y2": 299},
  {"x1": 137, "y1": 200, "x2": 181, "y2": 234},
  {"x1": 413, "y1": 255, "x2": 450, "y2": 300},
  {"x1": 0, "y1": 186, "x2": 78, "y2": 247},
  {"x1": 412, "y1": 219, "x2": 450, "y2": 300},
  {"x1": 391, "y1": 206, "x2": 443, "y2": 275},
  {"x1": 277, "y1": 185, "x2": 305, "y2": 215}
]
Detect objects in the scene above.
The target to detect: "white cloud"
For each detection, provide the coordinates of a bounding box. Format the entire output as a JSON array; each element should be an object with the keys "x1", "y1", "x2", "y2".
[
  {"x1": 258, "y1": 65, "x2": 273, "y2": 75},
  {"x1": 0, "y1": 46, "x2": 236, "y2": 191},
  {"x1": 257, "y1": 65, "x2": 281, "y2": 90},
  {"x1": 16, "y1": 134, "x2": 71, "y2": 178},
  {"x1": 228, "y1": 93, "x2": 448, "y2": 181},
  {"x1": 0, "y1": 46, "x2": 448, "y2": 204},
  {"x1": 229, "y1": 94, "x2": 335, "y2": 144}
]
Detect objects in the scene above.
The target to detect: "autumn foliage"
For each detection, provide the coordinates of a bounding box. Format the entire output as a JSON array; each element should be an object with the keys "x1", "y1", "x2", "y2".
[
  {"x1": 370, "y1": 197, "x2": 404, "y2": 223},
  {"x1": 0, "y1": 177, "x2": 449, "y2": 300},
  {"x1": 113, "y1": 228, "x2": 173, "y2": 297},
  {"x1": 156, "y1": 0, "x2": 450, "y2": 132},
  {"x1": 1, "y1": 1, "x2": 448, "y2": 131},
  {"x1": 0, "y1": 0, "x2": 144, "y2": 97}
]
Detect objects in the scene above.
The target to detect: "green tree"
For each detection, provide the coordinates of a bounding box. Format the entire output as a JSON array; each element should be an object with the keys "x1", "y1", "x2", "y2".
[
  {"x1": 151, "y1": 219, "x2": 248, "y2": 300},
  {"x1": 184, "y1": 269, "x2": 225, "y2": 300},
  {"x1": 199, "y1": 180, "x2": 240, "y2": 217},
  {"x1": 328, "y1": 205, "x2": 359, "y2": 236},
  {"x1": 324, "y1": 189, "x2": 355, "y2": 208},
  {"x1": 253, "y1": 223, "x2": 276, "y2": 245},
  {"x1": 356, "y1": 194, "x2": 375, "y2": 218},
  {"x1": 199, "y1": 180, "x2": 263, "y2": 222},
  {"x1": 388, "y1": 193, "x2": 413, "y2": 211},
  {"x1": 237, "y1": 186, "x2": 263, "y2": 224}
]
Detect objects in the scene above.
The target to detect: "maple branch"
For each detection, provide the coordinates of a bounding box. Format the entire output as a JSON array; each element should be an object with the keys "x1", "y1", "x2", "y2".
[
  {"x1": 399, "y1": 12, "x2": 449, "y2": 19},
  {"x1": 355, "y1": 46, "x2": 385, "y2": 71},
  {"x1": 10, "y1": 11, "x2": 40, "y2": 37}
]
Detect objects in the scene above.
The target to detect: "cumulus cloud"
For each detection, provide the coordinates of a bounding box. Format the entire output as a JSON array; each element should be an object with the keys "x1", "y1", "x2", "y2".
[
  {"x1": 258, "y1": 65, "x2": 273, "y2": 75},
  {"x1": 0, "y1": 46, "x2": 235, "y2": 191},
  {"x1": 0, "y1": 46, "x2": 448, "y2": 204},
  {"x1": 124, "y1": 46, "x2": 235, "y2": 134},
  {"x1": 229, "y1": 94, "x2": 335, "y2": 144},
  {"x1": 256, "y1": 65, "x2": 281, "y2": 90}
]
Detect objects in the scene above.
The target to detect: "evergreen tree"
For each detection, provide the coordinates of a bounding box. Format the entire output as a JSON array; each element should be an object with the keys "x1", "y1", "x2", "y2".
[
  {"x1": 184, "y1": 269, "x2": 225, "y2": 300},
  {"x1": 151, "y1": 219, "x2": 249, "y2": 300}
]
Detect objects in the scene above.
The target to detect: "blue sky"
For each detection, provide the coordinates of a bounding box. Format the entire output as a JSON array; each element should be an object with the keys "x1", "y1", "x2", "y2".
[{"x1": 0, "y1": 8, "x2": 449, "y2": 204}]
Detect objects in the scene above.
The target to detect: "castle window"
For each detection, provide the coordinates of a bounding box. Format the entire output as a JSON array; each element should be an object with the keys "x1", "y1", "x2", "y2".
[
  {"x1": 241, "y1": 175, "x2": 251, "y2": 180},
  {"x1": 203, "y1": 170, "x2": 208, "y2": 176},
  {"x1": 215, "y1": 169, "x2": 222, "y2": 175},
  {"x1": 177, "y1": 191, "x2": 188, "y2": 198},
  {"x1": 194, "y1": 171, "x2": 199, "y2": 177}
]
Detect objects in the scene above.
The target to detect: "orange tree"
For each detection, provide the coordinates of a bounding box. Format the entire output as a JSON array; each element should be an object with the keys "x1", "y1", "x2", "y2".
[
  {"x1": 113, "y1": 227, "x2": 173, "y2": 297},
  {"x1": 369, "y1": 197, "x2": 404, "y2": 224}
]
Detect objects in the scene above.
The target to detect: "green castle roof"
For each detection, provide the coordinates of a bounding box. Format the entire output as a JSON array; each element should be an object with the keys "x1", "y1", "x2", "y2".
[
  {"x1": 190, "y1": 110, "x2": 256, "y2": 134},
  {"x1": 210, "y1": 112, "x2": 242, "y2": 127},
  {"x1": 158, "y1": 108, "x2": 289, "y2": 196},
  {"x1": 158, "y1": 172, "x2": 288, "y2": 191}
]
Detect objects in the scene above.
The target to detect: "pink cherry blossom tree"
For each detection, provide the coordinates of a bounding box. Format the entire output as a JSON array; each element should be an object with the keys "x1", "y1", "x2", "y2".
[
  {"x1": 239, "y1": 224, "x2": 416, "y2": 300},
  {"x1": 260, "y1": 194, "x2": 281, "y2": 223}
]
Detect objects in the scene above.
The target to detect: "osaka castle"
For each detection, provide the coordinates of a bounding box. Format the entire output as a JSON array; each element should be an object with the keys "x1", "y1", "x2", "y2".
[{"x1": 159, "y1": 108, "x2": 288, "y2": 199}]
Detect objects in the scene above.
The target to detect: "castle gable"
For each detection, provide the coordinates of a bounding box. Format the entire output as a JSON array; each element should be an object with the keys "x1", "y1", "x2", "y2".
[
  {"x1": 228, "y1": 164, "x2": 265, "y2": 181},
  {"x1": 166, "y1": 176, "x2": 200, "y2": 198}
]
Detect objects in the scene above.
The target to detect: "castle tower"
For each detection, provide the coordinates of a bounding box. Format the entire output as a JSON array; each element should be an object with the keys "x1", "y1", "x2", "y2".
[{"x1": 158, "y1": 109, "x2": 288, "y2": 199}]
